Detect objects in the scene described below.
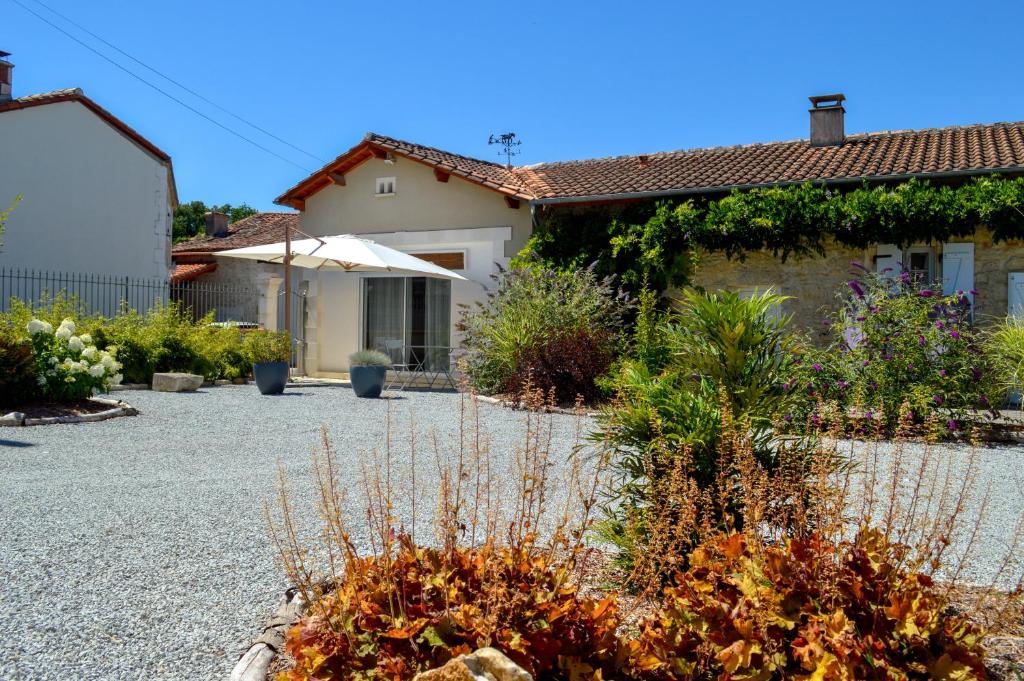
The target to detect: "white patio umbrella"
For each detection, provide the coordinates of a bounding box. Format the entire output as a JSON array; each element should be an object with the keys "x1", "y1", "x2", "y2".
[{"x1": 213, "y1": 234, "x2": 466, "y2": 280}]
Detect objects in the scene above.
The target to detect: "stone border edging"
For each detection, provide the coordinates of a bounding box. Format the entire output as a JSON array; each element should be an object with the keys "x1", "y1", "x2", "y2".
[
  {"x1": 1, "y1": 397, "x2": 138, "y2": 427},
  {"x1": 472, "y1": 394, "x2": 601, "y2": 418},
  {"x1": 229, "y1": 589, "x2": 306, "y2": 681}
]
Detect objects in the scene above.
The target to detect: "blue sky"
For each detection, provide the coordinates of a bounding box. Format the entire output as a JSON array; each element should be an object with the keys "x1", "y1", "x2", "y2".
[{"x1": 6, "y1": 0, "x2": 1024, "y2": 211}]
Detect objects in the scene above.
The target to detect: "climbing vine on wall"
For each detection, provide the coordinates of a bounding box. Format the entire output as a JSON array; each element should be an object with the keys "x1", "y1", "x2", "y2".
[{"x1": 522, "y1": 175, "x2": 1024, "y2": 290}]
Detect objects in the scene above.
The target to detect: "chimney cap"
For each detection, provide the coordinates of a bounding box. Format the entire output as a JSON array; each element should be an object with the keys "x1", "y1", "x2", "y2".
[
  {"x1": 0, "y1": 51, "x2": 10, "y2": 59},
  {"x1": 809, "y1": 93, "x2": 845, "y2": 109}
]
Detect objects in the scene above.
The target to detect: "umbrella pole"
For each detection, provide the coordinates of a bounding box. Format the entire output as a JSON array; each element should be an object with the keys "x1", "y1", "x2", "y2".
[{"x1": 284, "y1": 223, "x2": 292, "y2": 364}]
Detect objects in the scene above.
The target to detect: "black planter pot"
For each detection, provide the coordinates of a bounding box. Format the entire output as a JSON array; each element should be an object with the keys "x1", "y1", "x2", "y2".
[
  {"x1": 253, "y1": 361, "x2": 289, "y2": 395},
  {"x1": 350, "y1": 365, "x2": 386, "y2": 398}
]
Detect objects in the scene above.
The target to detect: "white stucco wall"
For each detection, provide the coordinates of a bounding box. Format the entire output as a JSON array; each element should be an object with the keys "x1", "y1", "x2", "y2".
[
  {"x1": 295, "y1": 155, "x2": 529, "y2": 375},
  {"x1": 299, "y1": 155, "x2": 532, "y2": 257},
  {"x1": 0, "y1": 100, "x2": 172, "y2": 281}
]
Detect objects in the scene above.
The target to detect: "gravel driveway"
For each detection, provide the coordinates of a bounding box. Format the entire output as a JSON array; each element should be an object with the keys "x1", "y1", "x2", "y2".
[
  {"x1": 1, "y1": 387, "x2": 1022, "y2": 680},
  {"x1": 0, "y1": 386, "x2": 588, "y2": 681}
]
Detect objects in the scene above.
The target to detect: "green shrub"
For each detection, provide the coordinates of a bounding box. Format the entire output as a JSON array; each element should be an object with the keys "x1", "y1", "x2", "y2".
[
  {"x1": 791, "y1": 267, "x2": 995, "y2": 434},
  {"x1": 459, "y1": 260, "x2": 628, "y2": 403},
  {"x1": 151, "y1": 334, "x2": 204, "y2": 374},
  {"x1": 984, "y1": 316, "x2": 1024, "y2": 404},
  {"x1": 595, "y1": 289, "x2": 802, "y2": 573},
  {"x1": 664, "y1": 289, "x2": 795, "y2": 434},
  {"x1": 348, "y1": 349, "x2": 391, "y2": 367},
  {"x1": 243, "y1": 330, "x2": 291, "y2": 364},
  {"x1": 0, "y1": 332, "x2": 36, "y2": 406},
  {"x1": 93, "y1": 333, "x2": 151, "y2": 385},
  {"x1": 25, "y1": 318, "x2": 122, "y2": 401},
  {"x1": 2, "y1": 300, "x2": 251, "y2": 383}
]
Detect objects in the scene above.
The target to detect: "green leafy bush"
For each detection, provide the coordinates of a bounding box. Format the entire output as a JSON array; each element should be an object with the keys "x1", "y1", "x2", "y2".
[
  {"x1": 791, "y1": 267, "x2": 994, "y2": 434},
  {"x1": 459, "y1": 261, "x2": 628, "y2": 403},
  {"x1": 596, "y1": 289, "x2": 801, "y2": 572},
  {"x1": 0, "y1": 332, "x2": 36, "y2": 406},
  {"x1": 243, "y1": 330, "x2": 291, "y2": 364},
  {"x1": 26, "y1": 318, "x2": 122, "y2": 401},
  {"x1": 349, "y1": 349, "x2": 391, "y2": 367},
  {"x1": 526, "y1": 175, "x2": 1024, "y2": 291},
  {"x1": 984, "y1": 316, "x2": 1024, "y2": 404},
  {"x1": 623, "y1": 530, "x2": 987, "y2": 680}
]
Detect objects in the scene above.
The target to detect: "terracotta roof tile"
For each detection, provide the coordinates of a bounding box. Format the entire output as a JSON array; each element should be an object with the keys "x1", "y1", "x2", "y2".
[
  {"x1": 170, "y1": 262, "x2": 217, "y2": 283},
  {"x1": 171, "y1": 212, "x2": 299, "y2": 255},
  {"x1": 276, "y1": 121, "x2": 1024, "y2": 207},
  {"x1": 515, "y1": 122, "x2": 1024, "y2": 202}
]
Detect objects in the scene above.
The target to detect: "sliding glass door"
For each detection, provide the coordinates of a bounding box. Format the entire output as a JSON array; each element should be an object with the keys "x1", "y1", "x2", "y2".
[{"x1": 363, "y1": 277, "x2": 451, "y2": 370}]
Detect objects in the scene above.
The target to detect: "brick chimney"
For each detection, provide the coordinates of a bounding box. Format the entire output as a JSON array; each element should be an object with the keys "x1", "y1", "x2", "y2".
[
  {"x1": 809, "y1": 93, "x2": 845, "y2": 147},
  {"x1": 204, "y1": 211, "x2": 229, "y2": 237},
  {"x1": 0, "y1": 51, "x2": 13, "y2": 103}
]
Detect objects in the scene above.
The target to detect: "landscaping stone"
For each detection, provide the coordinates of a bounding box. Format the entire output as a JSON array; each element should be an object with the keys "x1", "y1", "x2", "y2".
[
  {"x1": 151, "y1": 372, "x2": 204, "y2": 392},
  {"x1": 414, "y1": 648, "x2": 532, "y2": 681},
  {"x1": 229, "y1": 590, "x2": 306, "y2": 681},
  {"x1": 109, "y1": 382, "x2": 150, "y2": 391},
  {"x1": 0, "y1": 412, "x2": 25, "y2": 427}
]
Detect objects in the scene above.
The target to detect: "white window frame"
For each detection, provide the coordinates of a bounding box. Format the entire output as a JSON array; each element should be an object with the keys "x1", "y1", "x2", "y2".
[
  {"x1": 905, "y1": 246, "x2": 935, "y2": 284},
  {"x1": 375, "y1": 176, "x2": 396, "y2": 197}
]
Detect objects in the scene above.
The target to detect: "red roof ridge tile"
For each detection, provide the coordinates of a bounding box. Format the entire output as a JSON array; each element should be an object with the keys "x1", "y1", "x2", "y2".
[{"x1": 365, "y1": 132, "x2": 508, "y2": 169}]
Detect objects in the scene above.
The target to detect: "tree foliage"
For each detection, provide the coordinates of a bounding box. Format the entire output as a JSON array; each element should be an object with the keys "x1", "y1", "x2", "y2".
[
  {"x1": 172, "y1": 200, "x2": 257, "y2": 243},
  {"x1": 525, "y1": 175, "x2": 1024, "y2": 291},
  {"x1": 0, "y1": 194, "x2": 22, "y2": 251}
]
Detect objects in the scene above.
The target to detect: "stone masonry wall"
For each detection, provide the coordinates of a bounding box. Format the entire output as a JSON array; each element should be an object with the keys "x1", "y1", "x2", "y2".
[
  {"x1": 690, "y1": 239, "x2": 868, "y2": 342},
  {"x1": 972, "y1": 228, "x2": 1024, "y2": 322},
  {"x1": 691, "y1": 229, "x2": 1024, "y2": 340}
]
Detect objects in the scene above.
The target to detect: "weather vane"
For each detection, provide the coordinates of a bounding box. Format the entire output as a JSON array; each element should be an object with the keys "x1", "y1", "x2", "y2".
[{"x1": 488, "y1": 132, "x2": 522, "y2": 167}]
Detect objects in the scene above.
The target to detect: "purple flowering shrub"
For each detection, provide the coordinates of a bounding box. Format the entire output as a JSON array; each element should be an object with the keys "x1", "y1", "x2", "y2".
[{"x1": 788, "y1": 264, "x2": 995, "y2": 435}]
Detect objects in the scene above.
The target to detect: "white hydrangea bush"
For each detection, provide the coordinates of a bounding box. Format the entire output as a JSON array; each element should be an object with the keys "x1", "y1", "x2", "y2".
[{"x1": 27, "y1": 318, "x2": 123, "y2": 401}]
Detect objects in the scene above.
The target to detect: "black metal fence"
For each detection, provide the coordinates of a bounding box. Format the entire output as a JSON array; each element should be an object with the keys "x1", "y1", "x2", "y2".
[
  {"x1": 1, "y1": 267, "x2": 308, "y2": 370},
  {"x1": 0, "y1": 267, "x2": 260, "y2": 323}
]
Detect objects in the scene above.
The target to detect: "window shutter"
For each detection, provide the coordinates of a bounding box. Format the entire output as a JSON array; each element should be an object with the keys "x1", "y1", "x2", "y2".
[
  {"x1": 1008, "y1": 272, "x2": 1024, "y2": 319},
  {"x1": 874, "y1": 244, "x2": 902, "y2": 277},
  {"x1": 941, "y1": 242, "x2": 974, "y2": 303}
]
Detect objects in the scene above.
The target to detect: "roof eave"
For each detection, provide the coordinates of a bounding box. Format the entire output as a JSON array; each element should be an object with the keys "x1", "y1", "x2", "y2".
[
  {"x1": 530, "y1": 166, "x2": 1024, "y2": 206},
  {"x1": 274, "y1": 138, "x2": 534, "y2": 207}
]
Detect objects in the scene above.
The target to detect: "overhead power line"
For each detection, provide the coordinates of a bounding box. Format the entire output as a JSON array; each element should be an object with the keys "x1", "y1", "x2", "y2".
[
  {"x1": 26, "y1": 0, "x2": 327, "y2": 165},
  {"x1": 10, "y1": 0, "x2": 316, "y2": 172}
]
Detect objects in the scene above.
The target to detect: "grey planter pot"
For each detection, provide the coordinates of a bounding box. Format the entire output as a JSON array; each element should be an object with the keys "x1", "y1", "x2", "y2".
[
  {"x1": 253, "y1": 362, "x2": 289, "y2": 395},
  {"x1": 350, "y1": 365, "x2": 386, "y2": 398}
]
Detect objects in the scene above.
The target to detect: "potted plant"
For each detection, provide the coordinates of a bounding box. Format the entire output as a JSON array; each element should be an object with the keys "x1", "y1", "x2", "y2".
[
  {"x1": 243, "y1": 330, "x2": 291, "y2": 395},
  {"x1": 349, "y1": 350, "x2": 391, "y2": 398}
]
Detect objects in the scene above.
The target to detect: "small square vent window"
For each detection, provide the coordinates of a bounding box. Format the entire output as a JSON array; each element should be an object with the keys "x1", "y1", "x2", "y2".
[{"x1": 375, "y1": 177, "x2": 396, "y2": 196}]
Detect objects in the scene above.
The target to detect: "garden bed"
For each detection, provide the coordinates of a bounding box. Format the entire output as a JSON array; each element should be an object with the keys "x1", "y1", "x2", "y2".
[
  {"x1": 255, "y1": 548, "x2": 1024, "y2": 681},
  {"x1": 0, "y1": 397, "x2": 137, "y2": 426}
]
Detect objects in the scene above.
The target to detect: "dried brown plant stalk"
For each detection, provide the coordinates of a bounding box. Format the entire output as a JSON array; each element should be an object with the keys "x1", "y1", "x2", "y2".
[{"x1": 264, "y1": 382, "x2": 611, "y2": 633}]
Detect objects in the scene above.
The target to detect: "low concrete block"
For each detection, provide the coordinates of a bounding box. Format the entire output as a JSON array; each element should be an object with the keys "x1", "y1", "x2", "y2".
[{"x1": 151, "y1": 373, "x2": 205, "y2": 393}]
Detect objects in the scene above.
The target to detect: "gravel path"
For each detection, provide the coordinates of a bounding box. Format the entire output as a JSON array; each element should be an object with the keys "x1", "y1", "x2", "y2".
[
  {"x1": 1, "y1": 387, "x2": 1022, "y2": 679},
  {"x1": 0, "y1": 386, "x2": 588, "y2": 681}
]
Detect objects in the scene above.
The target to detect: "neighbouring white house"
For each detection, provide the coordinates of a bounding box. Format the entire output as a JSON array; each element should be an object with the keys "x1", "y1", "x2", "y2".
[{"x1": 0, "y1": 51, "x2": 176, "y2": 292}]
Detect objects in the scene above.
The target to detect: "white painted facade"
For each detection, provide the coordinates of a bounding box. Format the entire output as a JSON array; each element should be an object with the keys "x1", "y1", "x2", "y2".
[
  {"x1": 286, "y1": 154, "x2": 531, "y2": 375},
  {"x1": 0, "y1": 99, "x2": 173, "y2": 281}
]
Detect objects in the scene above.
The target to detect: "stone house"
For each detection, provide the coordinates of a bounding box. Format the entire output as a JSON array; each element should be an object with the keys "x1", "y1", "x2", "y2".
[
  {"x1": 175, "y1": 95, "x2": 1024, "y2": 376},
  {"x1": 522, "y1": 95, "x2": 1024, "y2": 330}
]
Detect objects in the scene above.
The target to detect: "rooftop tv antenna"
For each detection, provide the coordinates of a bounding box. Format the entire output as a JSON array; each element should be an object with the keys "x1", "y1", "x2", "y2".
[{"x1": 488, "y1": 132, "x2": 522, "y2": 167}]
